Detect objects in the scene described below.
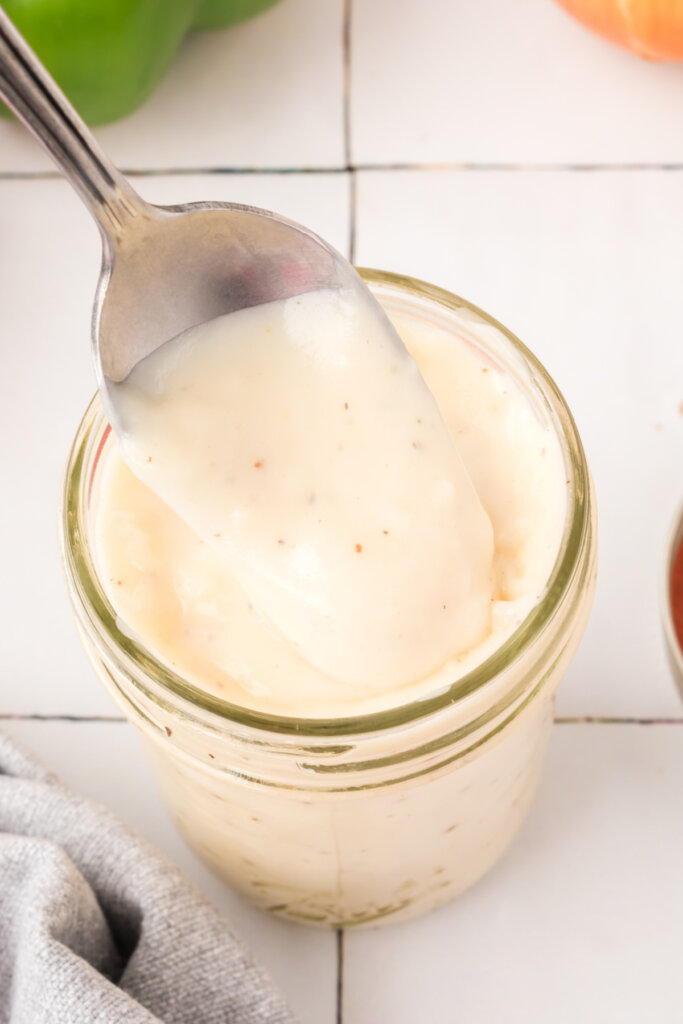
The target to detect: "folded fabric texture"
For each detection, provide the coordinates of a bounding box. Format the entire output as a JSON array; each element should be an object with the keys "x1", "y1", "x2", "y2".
[{"x1": 0, "y1": 732, "x2": 297, "y2": 1024}]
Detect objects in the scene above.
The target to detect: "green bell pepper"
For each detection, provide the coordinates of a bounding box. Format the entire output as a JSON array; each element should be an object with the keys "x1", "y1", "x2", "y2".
[{"x1": 1, "y1": 0, "x2": 281, "y2": 125}]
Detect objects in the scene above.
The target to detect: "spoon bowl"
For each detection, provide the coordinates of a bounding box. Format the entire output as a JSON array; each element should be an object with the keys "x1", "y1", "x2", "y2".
[{"x1": 94, "y1": 198, "x2": 353, "y2": 408}]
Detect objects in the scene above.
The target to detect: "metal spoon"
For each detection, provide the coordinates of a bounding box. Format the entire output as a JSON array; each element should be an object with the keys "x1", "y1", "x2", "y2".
[{"x1": 0, "y1": 9, "x2": 379, "y2": 430}]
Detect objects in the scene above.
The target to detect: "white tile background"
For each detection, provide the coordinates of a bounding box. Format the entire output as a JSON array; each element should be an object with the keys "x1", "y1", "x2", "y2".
[
  {"x1": 0, "y1": 0, "x2": 346, "y2": 172},
  {"x1": 1, "y1": 0, "x2": 682, "y2": 1021},
  {"x1": 350, "y1": 0, "x2": 683, "y2": 166}
]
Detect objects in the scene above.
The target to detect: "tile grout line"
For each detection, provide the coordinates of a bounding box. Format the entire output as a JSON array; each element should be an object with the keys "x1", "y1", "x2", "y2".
[
  {"x1": 2, "y1": 161, "x2": 683, "y2": 182},
  {"x1": 351, "y1": 161, "x2": 683, "y2": 173},
  {"x1": 342, "y1": 0, "x2": 357, "y2": 266},
  {"x1": 555, "y1": 715, "x2": 683, "y2": 725},
  {"x1": 336, "y1": 928, "x2": 344, "y2": 1024},
  {"x1": 0, "y1": 714, "x2": 126, "y2": 723},
  {"x1": 2, "y1": 713, "x2": 683, "y2": 726},
  {"x1": 342, "y1": 0, "x2": 352, "y2": 170}
]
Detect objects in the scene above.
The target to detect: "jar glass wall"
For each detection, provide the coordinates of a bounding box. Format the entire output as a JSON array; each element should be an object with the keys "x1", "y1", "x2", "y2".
[{"x1": 61, "y1": 271, "x2": 597, "y2": 927}]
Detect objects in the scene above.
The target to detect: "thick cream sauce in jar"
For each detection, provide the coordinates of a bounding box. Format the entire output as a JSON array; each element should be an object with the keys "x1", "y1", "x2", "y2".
[{"x1": 64, "y1": 273, "x2": 596, "y2": 925}]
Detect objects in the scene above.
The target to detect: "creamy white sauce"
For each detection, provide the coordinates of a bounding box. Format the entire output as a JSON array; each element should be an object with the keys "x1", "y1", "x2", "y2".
[{"x1": 94, "y1": 292, "x2": 567, "y2": 717}]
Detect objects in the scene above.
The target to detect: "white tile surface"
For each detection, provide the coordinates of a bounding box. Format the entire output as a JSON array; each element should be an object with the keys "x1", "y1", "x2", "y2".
[
  {"x1": 1, "y1": 5, "x2": 683, "y2": 1018},
  {"x1": 355, "y1": 168, "x2": 683, "y2": 718},
  {"x1": 0, "y1": 0, "x2": 345, "y2": 173},
  {"x1": 343, "y1": 722, "x2": 683, "y2": 1024},
  {"x1": 2, "y1": 718, "x2": 338, "y2": 1024},
  {"x1": 0, "y1": 171, "x2": 350, "y2": 716},
  {"x1": 351, "y1": 0, "x2": 683, "y2": 166}
]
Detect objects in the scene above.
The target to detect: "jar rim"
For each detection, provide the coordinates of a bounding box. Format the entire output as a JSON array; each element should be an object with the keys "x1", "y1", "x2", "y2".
[{"x1": 61, "y1": 269, "x2": 593, "y2": 738}]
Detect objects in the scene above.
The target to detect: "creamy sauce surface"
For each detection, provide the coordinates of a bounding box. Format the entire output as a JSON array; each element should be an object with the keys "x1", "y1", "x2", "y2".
[{"x1": 95, "y1": 293, "x2": 567, "y2": 715}]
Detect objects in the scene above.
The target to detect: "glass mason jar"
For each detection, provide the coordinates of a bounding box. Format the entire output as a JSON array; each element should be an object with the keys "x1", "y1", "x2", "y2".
[{"x1": 61, "y1": 270, "x2": 597, "y2": 927}]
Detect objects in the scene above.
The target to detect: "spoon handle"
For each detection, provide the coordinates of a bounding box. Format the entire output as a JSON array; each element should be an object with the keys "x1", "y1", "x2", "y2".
[{"x1": 0, "y1": 8, "x2": 147, "y2": 237}]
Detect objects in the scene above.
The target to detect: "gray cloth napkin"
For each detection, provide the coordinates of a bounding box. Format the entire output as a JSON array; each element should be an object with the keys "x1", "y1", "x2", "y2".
[{"x1": 0, "y1": 732, "x2": 297, "y2": 1024}]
